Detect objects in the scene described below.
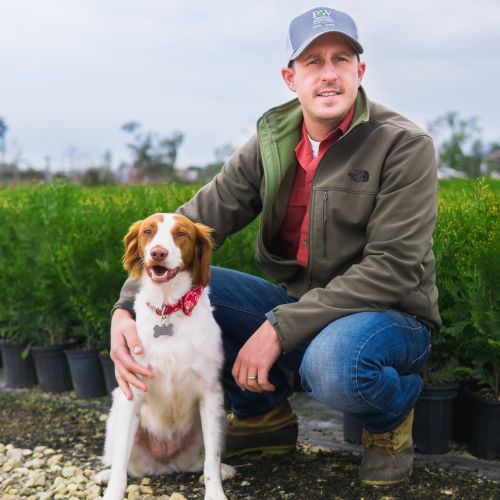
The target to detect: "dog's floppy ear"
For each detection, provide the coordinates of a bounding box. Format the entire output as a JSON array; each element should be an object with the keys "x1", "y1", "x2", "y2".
[
  {"x1": 192, "y1": 223, "x2": 214, "y2": 287},
  {"x1": 123, "y1": 220, "x2": 143, "y2": 278}
]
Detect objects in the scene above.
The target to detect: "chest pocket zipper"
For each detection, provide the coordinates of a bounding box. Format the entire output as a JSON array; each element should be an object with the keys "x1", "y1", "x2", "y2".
[{"x1": 322, "y1": 191, "x2": 328, "y2": 258}]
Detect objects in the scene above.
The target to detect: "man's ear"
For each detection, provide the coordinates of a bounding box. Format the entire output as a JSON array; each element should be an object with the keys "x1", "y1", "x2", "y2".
[
  {"x1": 281, "y1": 66, "x2": 296, "y2": 92},
  {"x1": 357, "y1": 60, "x2": 366, "y2": 86},
  {"x1": 123, "y1": 220, "x2": 143, "y2": 278},
  {"x1": 192, "y1": 223, "x2": 214, "y2": 287}
]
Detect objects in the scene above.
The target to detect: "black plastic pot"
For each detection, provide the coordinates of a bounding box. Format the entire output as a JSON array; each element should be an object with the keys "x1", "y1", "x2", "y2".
[
  {"x1": 452, "y1": 377, "x2": 477, "y2": 443},
  {"x1": 0, "y1": 341, "x2": 37, "y2": 388},
  {"x1": 467, "y1": 385, "x2": 500, "y2": 459},
  {"x1": 99, "y1": 353, "x2": 118, "y2": 395},
  {"x1": 32, "y1": 343, "x2": 73, "y2": 392},
  {"x1": 65, "y1": 348, "x2": 107, "y2": 398},
  {"x1": 343, "y1": 412, "x2": 363, "y2": 444},
  {"x1": 413, "y1": 382, "x2": 459, "y2": 454}
]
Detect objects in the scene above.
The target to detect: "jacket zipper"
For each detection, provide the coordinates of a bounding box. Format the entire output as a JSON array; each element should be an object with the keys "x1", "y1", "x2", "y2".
[
  {"x1": 322, "y1": 191, "x2": 328, "y2": 258},
  {"x1": 305, "y1": 119, "x2": 366, "y2": 290}
]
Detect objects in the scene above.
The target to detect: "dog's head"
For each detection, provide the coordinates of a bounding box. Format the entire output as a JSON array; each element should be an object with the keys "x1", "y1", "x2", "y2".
[{"x1": 123, "y1": 213, "x2": 214, "y2": 287}]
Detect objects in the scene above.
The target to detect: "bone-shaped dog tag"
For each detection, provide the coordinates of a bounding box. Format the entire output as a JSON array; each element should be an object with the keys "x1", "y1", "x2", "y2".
[{"x1": 153, "y1": 323, "x2": 174, "y2": 338}]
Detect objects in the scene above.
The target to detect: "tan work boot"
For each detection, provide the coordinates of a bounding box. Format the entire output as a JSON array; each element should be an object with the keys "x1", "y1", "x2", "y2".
[
  {"x1": 359, "y1": 409, "x2": 415, "y2": 485},
  {"x1": 224, "y1": 401, "x2": 298, "y2": 458}
]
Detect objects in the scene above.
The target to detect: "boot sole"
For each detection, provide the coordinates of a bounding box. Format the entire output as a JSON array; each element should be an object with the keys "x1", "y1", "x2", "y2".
[
  {"x1": 223, "y1": 422, "x2": 298, "y2": 459},
  {"x1": 223, "y1": 444, "x2": 296, "y2": 459},
  {"x1": 361, "y1": 465, "x2": 413, "y2": 486}
]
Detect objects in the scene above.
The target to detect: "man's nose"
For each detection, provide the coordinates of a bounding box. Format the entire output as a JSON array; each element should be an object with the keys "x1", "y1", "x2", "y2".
[
  {"x1": 320, "y1": 61, "x2": 338, "y2": 80},
  {"x1": 150, "y1": 245, "x2": 168, "y2": 261}
]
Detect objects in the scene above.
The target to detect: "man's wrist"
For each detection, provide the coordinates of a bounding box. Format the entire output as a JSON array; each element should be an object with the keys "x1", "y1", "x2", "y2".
[
  {"x1": 264, "y1": 311, "x2": 284, "y2": 354},
  {"x1": 112, "y1": 307, "x2": 134, "y2": 322}
]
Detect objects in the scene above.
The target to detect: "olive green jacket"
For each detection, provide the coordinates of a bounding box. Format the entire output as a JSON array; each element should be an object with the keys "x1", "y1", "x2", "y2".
[{"x1": 114, "y1": 87, "x2": 442, "y2": 353}]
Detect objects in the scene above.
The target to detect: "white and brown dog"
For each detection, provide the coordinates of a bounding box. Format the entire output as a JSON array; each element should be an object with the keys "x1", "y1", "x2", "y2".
[{"x1": 96, "y1": 213, "x2": 234, "y2": 500}]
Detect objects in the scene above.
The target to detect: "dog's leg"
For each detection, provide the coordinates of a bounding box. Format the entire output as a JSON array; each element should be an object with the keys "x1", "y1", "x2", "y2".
[
  {"x1": 102, "y1": 389, "x2": 142, "y2": 500},
  {"x1": 199, "y1": 387, "x2": 233, "y2": 500}
]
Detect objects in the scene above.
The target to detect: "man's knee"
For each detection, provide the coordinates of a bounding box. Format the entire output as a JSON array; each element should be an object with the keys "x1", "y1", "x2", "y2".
[
  {"x1": 299, "y1": 326, "x2": 356, "y2": 411},
  {"x1": 298, "y1": 312, "x2": 396, "y2": 412}
]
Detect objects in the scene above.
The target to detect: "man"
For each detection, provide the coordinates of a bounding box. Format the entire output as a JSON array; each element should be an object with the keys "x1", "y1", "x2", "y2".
[{"x1": 111, "y1": 7, "x2": 441, "y2": 485}]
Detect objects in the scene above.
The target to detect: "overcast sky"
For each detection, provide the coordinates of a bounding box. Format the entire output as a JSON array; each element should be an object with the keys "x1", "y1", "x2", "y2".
[{"x1": 1, "y1": 0, "x2": 499, "y2": 170}]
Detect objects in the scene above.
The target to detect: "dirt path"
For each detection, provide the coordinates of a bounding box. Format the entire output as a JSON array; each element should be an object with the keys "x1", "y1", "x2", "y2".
[{"x1": 0, "y1": 390, "x2": 498, "y2": 499}]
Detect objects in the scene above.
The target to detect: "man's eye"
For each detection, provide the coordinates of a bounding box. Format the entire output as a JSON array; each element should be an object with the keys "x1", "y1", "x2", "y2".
[
  {"x1": 309, "y1": 59, "x2": 320, "y2": 65},
  {"x1": 335, "y1": 57, "x2": 348, "y2": 63}
]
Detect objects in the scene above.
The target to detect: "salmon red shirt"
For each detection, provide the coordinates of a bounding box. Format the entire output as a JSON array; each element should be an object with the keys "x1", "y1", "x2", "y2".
[{"x1": 277, "y1": 104, "x2": 355, "y2": 267}]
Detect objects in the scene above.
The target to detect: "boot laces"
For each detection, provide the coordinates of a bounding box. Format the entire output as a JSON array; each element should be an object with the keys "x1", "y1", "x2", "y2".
[
  {"x1": 366, "y1": 430, "x2": 400, "y2": 468},
  {"x1": 366, "y1": 430, "x2": 397, "y2": 449}
]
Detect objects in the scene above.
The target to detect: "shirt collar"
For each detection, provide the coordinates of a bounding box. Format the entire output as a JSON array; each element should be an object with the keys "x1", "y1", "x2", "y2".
[{"x1": 295, "y1": 102, "x2": 356, "y2": 165}]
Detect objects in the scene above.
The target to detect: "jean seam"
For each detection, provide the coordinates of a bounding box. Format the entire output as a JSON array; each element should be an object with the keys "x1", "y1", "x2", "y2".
[
  {"x1": 353, "y1": 320, "x2": 426, "y2": 413},
  {"x1": 211, "y1": 301, "x2": 265, "y2": 320}
]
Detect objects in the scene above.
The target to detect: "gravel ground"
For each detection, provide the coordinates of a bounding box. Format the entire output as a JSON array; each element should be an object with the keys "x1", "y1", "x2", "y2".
[{"x1": 0, "y1": 389, "x2": 499, "y2": 499}]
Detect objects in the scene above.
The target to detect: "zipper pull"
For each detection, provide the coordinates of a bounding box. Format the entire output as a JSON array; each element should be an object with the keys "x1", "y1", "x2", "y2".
[{"x1": 322, "y1": 191, "x2": 328, "y2": 223}]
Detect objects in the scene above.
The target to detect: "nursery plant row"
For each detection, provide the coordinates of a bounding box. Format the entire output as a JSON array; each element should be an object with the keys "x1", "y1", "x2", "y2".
[{"x1": 0, "y1": 178, "x2": 498, "y2": 459}]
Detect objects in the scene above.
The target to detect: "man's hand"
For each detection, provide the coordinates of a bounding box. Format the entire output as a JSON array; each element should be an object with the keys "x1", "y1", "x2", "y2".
[
  {"x1": 110, "y1": 308, "x2": 153, "y2": 400},
  {"x1": 232, "y1": 320, "x2": 282, "y2": 393}
]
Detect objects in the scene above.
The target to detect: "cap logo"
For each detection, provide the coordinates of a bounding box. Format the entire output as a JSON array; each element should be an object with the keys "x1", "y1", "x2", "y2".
[{"x1": 312, "y1": 9, "x2": 335, "y2": 29}]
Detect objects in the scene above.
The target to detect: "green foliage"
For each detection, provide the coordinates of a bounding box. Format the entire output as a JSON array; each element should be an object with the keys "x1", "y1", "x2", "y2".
[
  {"x1": 0, "y1": 182, "x2": 260, "y2": 348},
  {"x1": 433, "y1": 178, "x2": 500, "y2": 396},
  {"x1": 0, "y1": 179, "x2": 498, "y2": 394}
]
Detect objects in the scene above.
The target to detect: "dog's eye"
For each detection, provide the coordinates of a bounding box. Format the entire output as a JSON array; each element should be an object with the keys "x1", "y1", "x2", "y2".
[
  {"x1": 144, "y1": 229, "x2": 152, "y2": 235},
  {"x1": 176, "y1": 231, "x2": 186, "y2": 238}
]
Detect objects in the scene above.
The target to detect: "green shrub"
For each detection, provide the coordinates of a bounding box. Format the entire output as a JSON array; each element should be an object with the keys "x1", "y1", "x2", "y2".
[
  {"x1": 0, "y1": 178, "x2": 498, "y2": 390},
  {"x1": 433, "y1": 178, "x2": 499, "y2": 396}
]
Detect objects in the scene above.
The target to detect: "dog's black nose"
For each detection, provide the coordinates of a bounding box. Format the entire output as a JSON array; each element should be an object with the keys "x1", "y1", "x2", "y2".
[{"x1": 150, "y1": 246, "x2": 168, "y2": 261}]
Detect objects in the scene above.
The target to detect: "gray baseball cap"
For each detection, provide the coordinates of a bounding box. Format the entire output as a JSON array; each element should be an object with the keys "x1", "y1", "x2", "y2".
[{"x1": 287, "y1": 7, "x2": 363, "y2": 64}]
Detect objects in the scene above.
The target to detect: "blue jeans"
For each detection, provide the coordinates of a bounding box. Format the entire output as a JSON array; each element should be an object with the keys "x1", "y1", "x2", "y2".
[{"x1": 209, "y1": 266, "x2": 431, "y2": 433}]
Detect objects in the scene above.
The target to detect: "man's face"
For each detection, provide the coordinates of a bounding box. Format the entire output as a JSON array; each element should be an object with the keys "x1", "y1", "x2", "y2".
[{"x1": 282, "y1": 32, "x2": 366, "y2": 139}]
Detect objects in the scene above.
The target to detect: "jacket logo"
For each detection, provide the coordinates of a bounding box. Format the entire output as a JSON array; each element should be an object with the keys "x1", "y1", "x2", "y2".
[{"x1": 348, "y1": 169, "x2": 369, "y2": 182}]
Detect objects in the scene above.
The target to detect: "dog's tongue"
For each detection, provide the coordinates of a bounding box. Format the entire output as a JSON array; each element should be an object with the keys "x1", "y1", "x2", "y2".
[
  {"x1": 152, "y1": 265, "x2": 168, "y2": 276},
  {"x1": 151, "y1": 266, "x2": 180, "y2": 281}
]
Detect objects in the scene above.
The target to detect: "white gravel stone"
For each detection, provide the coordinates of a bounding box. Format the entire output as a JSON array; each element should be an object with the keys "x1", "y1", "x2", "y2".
[
  {"x1": 62, "y1": 465, "x2": 78, "y2": 477},
  {"x1": 48, "y1": 453, "x2": 63, "y2": 466},
  {"x1": 169, "y1": 493, "x2": 188, "y2": 500}
]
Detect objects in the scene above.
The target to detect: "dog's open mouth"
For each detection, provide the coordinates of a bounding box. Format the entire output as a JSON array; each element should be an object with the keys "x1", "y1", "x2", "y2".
[{"x1": 146, "y1": 265, "x2": 180, "y2": 283}]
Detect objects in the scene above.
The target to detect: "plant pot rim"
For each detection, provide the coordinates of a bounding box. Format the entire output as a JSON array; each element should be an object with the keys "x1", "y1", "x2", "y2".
[
  {"x1": 32, "y1": 340, "x2": 80, "y2": 352},
  {"x1": 423, "y1": 382, "x2": 460, "y2": 390},
  {"x1": 65, "y1": 347, "x2": 100, "y2": 356},
  {"x1": 465, "y1": 383, "x2": 500, "y2": 406}
]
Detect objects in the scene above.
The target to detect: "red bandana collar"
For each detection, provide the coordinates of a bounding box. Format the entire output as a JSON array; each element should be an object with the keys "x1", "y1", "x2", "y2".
[{"x1": 147, "y1": 285, "x2": 205, "y2": 318}]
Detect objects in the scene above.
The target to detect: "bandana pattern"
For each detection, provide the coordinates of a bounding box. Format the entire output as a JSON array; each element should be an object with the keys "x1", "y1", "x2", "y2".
[{"x1": 147, "y1": 285, "x2": 204, "y2": 318}]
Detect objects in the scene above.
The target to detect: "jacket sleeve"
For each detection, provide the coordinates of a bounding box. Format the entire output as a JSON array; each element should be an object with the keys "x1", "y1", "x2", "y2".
[
  {"x1": 177, "y1": 134, "x2": 263, "y2": 248},
  {"x1": 112, "y1": 134, "x2": 264, "y2": 314},
  {"x1": 271, "y1": 134, "x2": 439, "y2": 353},
  {"x1": 112, "y1": 277, "x2": 139, "y2": 317}
]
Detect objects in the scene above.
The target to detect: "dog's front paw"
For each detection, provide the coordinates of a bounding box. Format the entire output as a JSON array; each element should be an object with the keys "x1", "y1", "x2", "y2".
[
  {"x1": 94, "y1": 468, "x2": 111, "y2": 485},
  {"x1": 204, "y1": 490, "x2": 228, "y2": 500},
  {"x1": 101, "y1": 472, "x2": 127, "y2": 500},
  {"x1": 220, "y1": 463, "x2": 236, "y2": 481}
]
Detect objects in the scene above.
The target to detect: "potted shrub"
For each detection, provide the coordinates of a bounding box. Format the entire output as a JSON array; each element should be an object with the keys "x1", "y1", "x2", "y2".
[
  {"x1": 23, "y1": 183, "x2": 80, "y2": 392},
  {"x1": 433, "y1": 179, "x2": 499, "y2": 458},
  {"x1": 464, "y1": 250, "x2": 500, "y2": 459},
  {"x1": 0, "y1": 190, "x2": 39, "y2": 388},
  {"x1": 53, "y1": 187, "x2": 129, "y2": 398}
]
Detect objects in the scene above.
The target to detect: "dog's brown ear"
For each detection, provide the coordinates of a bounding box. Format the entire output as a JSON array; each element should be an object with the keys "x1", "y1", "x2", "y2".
[
  {"x1": 123, "y1": 220, "x2": 143, "y2": 278},
  {"x1": 192, "y1": 223, "x2": 214, "y2": 287}
]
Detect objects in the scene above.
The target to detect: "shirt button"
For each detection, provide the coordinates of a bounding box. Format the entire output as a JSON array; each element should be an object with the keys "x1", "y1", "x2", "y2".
[{"x1": 303, "y1": 240, "x2": 308, "y2": 246}]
